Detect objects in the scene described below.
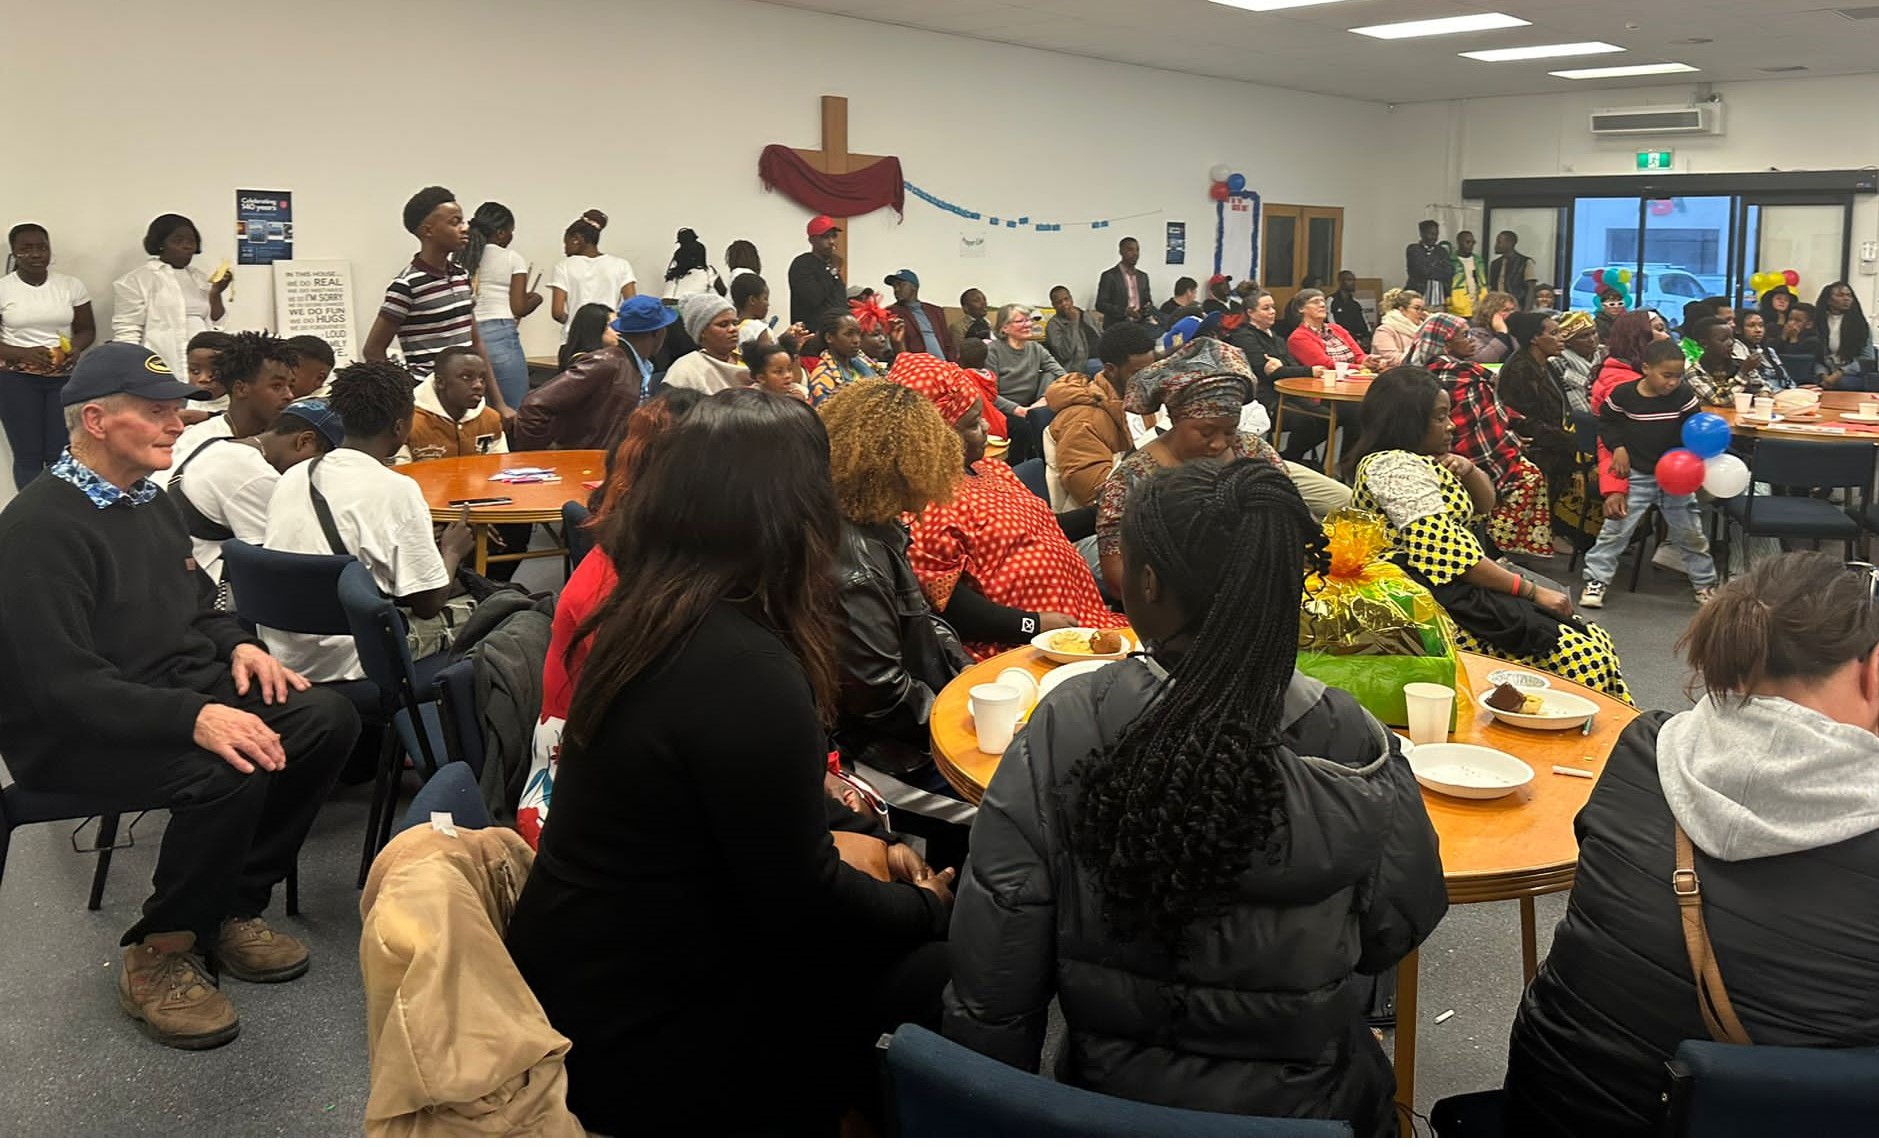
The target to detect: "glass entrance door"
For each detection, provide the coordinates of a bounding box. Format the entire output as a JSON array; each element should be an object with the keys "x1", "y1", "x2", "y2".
[
  {"x1": 1739, "y1": 203, "x2": 1846, "y2": 312},
  {"x1": 1638, "y1": 195, "x2": 1734, "y2": 326}
]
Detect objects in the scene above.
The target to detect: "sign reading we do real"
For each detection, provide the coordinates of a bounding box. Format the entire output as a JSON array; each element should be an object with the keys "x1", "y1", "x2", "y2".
[{"x1": 272, "y1": 260, "x2": 357, "y2": 365}]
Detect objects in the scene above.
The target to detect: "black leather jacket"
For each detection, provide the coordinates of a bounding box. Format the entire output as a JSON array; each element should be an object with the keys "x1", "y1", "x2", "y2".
[{"x1": 833, "y1": 520, "x2": 972, "y2": 777}]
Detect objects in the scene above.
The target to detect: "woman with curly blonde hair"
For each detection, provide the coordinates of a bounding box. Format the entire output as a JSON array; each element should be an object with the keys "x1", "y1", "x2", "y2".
[{"x1": 821, "y1": 378, "x2": 975, "y2": 799}]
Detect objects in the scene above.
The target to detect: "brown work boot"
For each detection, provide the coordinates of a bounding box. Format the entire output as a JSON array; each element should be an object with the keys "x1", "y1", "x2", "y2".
[
  {"x1": 118, "y1": 931, "x2": 240, "y2": 1050},
  {"x1": 214, "y1": 916, "x2": 310, "y2": 984}
]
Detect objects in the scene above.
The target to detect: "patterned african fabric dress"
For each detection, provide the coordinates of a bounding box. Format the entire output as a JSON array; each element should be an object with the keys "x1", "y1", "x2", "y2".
[
  {"x1": 1094, "y1": 433, "x2": 1285, "y2": 561},
  {"x1": 1353, "y1": 450, "x2": 1630, "y2": 702},
  {"x1": 1428, "y1": 356, "x2": 1552, "y2": 558},
  {"x1": 806, "y1": 351, "x2": 884, "y2": 407},
  {"x1": 906, "y1": 457, "x2": 1128, "y2": 661}
]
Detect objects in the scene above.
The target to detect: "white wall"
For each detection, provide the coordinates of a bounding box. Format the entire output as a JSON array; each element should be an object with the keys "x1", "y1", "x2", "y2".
[
  {"x1": 5, "y1": 0, "x2": 1403, "y2": 374},
  {"x1": 1372, "y1": 75, "x2": 1879, "y2": 301}
]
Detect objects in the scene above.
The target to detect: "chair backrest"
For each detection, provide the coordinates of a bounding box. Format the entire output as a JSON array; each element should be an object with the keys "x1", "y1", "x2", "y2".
[
  {"x1": 1748, "y1": 438, "x2": 1875, "y2": 491},
  {"x1": 562, "y1": 500, "x2": 595, "y2": 572},
  {"x1": 1010, "y1": 457, "x2": 1049, "y2": 502},
  {"x1": 881, "y1": 1024, "x2": 1351, "y2": 1138},
  {"x1": 395, "y1": 760, "x2": 492, "y2": 835},
  {"x1": 434, "y1": 658, "x2": 484, "y2": 767},
  {"x1": 221, "y1": 541, "x2": 359, "y2": 636},
  {"x1": 338, "y1": 563, "x2": 446, "y2": 772},
  {"x1": 1665, "y1": 1041, "x2": 1879, "y2": 1135}
]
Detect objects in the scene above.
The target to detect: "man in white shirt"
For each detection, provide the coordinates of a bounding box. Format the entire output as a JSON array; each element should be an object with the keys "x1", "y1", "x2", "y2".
[
  {"x1": 262, "y1": 361, "x2": 474, "y2": 682},
  {"x1": 156, "y1": 330, "x2": 296, "y2": 486},
  {"x1": 171, "y1": 398, "x2": 344, "y2": 588}
]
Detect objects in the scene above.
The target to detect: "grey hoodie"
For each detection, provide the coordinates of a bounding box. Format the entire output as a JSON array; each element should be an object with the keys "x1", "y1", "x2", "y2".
[{"x1": 1657, "y1": 693, "x2": 1879, "y2": 861}]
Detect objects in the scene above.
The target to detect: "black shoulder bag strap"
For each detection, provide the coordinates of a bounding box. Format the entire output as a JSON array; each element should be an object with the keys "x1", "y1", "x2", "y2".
[
  {"x1": 167, "y1": 437, "x2": 239, "y2": 542},
  {"x1": 306, "y1": 455, "x2": 350, "y2": 557}
]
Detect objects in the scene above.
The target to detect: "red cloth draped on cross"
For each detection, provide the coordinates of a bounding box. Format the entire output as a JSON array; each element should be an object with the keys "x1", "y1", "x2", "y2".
[{"x1": 759, "y1": 144, "x2": 905, "y2": 220}]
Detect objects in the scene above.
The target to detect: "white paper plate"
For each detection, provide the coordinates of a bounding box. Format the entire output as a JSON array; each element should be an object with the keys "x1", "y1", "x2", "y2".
[
  {"x1": 1478, "y1": 687, "x2": 1600, "y2": 732},
  {"x1": 1408, "y1": 743, "x2": 1534, "y2": 800},
  {"x1": 1037, "y1": 659, "x2": 1106, "y2": 699},
  {"x1": 1485, "y1": 669, "x2": 1548, "y2": 690},
  {"x1": 1738, "y1": 412, "x2": 1784, "y2": 424},
  {"x1": 1031, "y1": 628, "x2": 1133, "y2": 664},
  {"x1": 1844, "y1": 412, "x2": 1879, "y2": 424}
]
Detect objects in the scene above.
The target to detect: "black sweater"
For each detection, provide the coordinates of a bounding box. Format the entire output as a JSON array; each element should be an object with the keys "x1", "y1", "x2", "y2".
[
  {"x1": 1599, "y1": 379, "x2": 1699, "y2": 474},
  {"x1": 0, "y1": 477, "x2": 253, "y2": 781},
  {"x1": 507, "y1": 599, "x2": 949, "y2": 1134}
]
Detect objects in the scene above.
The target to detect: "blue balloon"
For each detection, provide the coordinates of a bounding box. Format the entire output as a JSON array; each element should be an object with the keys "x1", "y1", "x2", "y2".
[
  {"x1": 1227, "y1": 172, "x2": 1247, "y2": 194},
  {"x1": 1681, "y1": 412, "x2": 1732, "y2": 459}
]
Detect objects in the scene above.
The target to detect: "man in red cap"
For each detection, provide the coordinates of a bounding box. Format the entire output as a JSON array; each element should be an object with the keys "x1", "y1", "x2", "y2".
[{"x1": 788, "y1": 214, "x2": 848, "y2": 328}]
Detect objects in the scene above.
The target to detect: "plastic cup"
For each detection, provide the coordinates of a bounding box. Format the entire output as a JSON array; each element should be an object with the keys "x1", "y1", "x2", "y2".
[
  {"x1": 1733, "y1": 393, "x2": 1754, "y2": 415},
  {"x1": 1334, "y1": 363, "x2": 1352, "y2": 381},
  {"x1": 1404, "y1": 683, "x2": 1456, "y2": 746},
  {"x1": 968, "y1": 683, "x2": 1024, "y2": 755},
  {"x1": 1752, "y1": 395, "x2": 1775, "y2": 419}
]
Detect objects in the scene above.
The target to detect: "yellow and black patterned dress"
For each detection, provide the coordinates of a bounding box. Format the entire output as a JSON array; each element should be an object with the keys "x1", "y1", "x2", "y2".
[{"x1": 1353, "y1": 449, "x2": 1631, "y2": 702}]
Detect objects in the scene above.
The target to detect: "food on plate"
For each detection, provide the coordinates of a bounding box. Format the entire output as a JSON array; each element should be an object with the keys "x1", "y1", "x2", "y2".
[
  {"x1": 1520, "y1": 693, "x2": 1544, "y2": 714},
  {"x1": 1088, "y1": 629, "x2": 1125, "y2": 655},
  {"x1": 1487, "y1": 682, "x2": 1528, "y2": 712},
  {"x1": 1047, "y1": 630, "x2": 1093, "y2": 655},
  {"x1": 1774, "y1": 389, "x2": 1820, "y2": 416}
]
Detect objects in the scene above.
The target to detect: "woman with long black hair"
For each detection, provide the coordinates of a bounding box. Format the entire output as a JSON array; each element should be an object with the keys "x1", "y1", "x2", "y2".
[
  {"x1": 507, "y1": 389, "x2": 954, "y2": 1135},
  {"x1": 661, "y1": 227, "x2": 725, "y2": 300},
  {"x1": 463, "y1": 201, "x2": 542, "y2": 409},
  {"x1": 944, "y1": 457, "x2": 1446, "y2": 1134},
  {"x1": 1813, "y1": 280, "x2": 1872, "y2": 389}
]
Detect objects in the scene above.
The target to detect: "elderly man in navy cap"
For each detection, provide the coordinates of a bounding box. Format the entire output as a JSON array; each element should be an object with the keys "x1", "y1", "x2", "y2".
[
  {"x1": 885, "y1": 268, "x2": 955, "y2": 362},
  {"x1": 0, "y1": 343, "x2": 360, "y2": 1051}
]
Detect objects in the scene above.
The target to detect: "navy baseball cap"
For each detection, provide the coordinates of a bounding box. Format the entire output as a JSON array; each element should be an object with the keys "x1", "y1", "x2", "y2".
[
  {"x1": 884, "y1": 269, "x2": 920, "y2": 288},
  {"x1": 279, "y1": 398, "x2": 345, "y2": 450},
  {"x1": 60, "y1": 343, "x2": 210, "y2": 406},
  {"x1": 611, "y1": 294, "x2": 680, "y2": 335}
]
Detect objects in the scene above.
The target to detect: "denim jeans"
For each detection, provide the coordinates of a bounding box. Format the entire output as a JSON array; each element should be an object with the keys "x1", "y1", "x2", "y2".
[
  {"x1": 476, "y1": 317, "x2": 529, "y2": 409},
  {"x1": 0, "y1": 370, "x2": 65, "y2": 493},
  {"x1": 1582, "y1": 474, "x2": 1717, "y2": 588}
]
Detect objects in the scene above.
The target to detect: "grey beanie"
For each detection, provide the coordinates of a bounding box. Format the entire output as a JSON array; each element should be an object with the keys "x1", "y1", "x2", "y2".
[{"x1": 679, "y1": 292, "x2": 735, "y2": 342}]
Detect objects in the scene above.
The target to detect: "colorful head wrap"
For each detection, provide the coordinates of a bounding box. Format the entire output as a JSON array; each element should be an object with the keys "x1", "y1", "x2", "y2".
[
  {"x1": 1123, "y1": 336, "x2": 1251, "y2": 421},
  {"x1": 887, "y1": 352, "x2": 981, "y2": 423},
  {"x1": 1556, "y1": 310, "x2": 1596, "y2": 341},
  {"x1": 1407, "y1": 313, "x2": 1470, "y2": 367}
]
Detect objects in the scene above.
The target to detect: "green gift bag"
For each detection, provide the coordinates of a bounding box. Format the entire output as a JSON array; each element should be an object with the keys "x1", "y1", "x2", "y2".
[{"x1": 1295, "y1": 640, "x2": 1459, "y2": 730}]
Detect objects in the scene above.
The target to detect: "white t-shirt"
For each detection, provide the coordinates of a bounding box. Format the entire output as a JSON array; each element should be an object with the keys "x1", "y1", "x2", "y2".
[
  {"x1": 736, "y1": 317, "x2": 774, "y2": 347},
  {"x1": 662, "y1": 267, "x2": 722, "y2": 300},
  {"x1": 474, "y1": 244, "x2": 529, "y2": 324},
  {"x1": 0, "y1": 271, "x2": 89, "y2": 349},
  {"x1": 154, "y1": 412, "x2": 236, "y2": 488},
  {"x1": 172, "y1": 437, "x2": 278, "y2": 584},
  {"x1": 547, "y1": 253, "x2": 635, "y2": 338},
  {"x1": 261, "y1": 449, "x2": 450, "y2": 681}
]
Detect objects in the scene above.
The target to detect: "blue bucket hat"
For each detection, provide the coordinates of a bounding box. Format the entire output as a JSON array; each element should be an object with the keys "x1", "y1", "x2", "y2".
[{"x1": 611, "y1": 295, "x2": 680, "y2": 336}]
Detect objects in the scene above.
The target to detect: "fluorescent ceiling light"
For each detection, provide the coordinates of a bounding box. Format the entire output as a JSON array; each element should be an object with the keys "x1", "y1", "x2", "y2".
[
  {"x1": 1550, "y1": 61, "x2": 1699, "y2": 79},
  {"x1": 1350, "y1": 12, "x2": 1529, "y2": 39},
  {"x1": 1207, "y1": 0, "x2": 1356, "y2": 9},
  {"x1": 1461, "y1": 41, "x2": 1624, "y2": 62}
]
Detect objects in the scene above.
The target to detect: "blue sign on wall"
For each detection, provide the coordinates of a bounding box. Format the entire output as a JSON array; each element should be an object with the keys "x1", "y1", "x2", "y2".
[{"x1": 237, "y1": 190, "x2": 293, "y2": 265}]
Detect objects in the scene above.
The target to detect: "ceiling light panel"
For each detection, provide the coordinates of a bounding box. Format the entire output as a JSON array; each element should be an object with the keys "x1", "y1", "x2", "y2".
[
  {"x1": 1550, "y1": 62, "x2": 1699, "y2": 79},
  {"x1": 1350, "y1": 12, "x2": 1529, "y2": 39},
  {"x1": 1207, "y1": 0, "x2": 1357, "y2": 10},
  {"x1": 1461, "y1": 41, "x2": 1624, "y2": 62}
]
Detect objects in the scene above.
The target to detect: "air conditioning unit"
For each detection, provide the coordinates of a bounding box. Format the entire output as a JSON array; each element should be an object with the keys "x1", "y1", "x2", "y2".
[{"x1": 1588, "y1": 104, "x2": 1725, "y2": 137}]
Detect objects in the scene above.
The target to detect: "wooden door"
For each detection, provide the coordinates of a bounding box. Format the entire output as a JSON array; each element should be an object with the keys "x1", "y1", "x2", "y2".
[{"x1": 1262, "y1": 204, "x2": 1345, "y2": 311}]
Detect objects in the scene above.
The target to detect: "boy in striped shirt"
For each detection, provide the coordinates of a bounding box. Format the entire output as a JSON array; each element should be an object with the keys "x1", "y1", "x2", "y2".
[{"x1": 362, "y1": 186, "x2": 513, "y2": 418}]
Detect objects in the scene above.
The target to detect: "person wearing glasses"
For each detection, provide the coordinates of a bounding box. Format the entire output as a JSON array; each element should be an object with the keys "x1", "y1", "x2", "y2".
[
  {"x1": 1367, "y1": 289, "x2": 1427, "y2": 370},
  {"x1": 1505, "y1": 552, "x2": 1879, "y2": 1135}
]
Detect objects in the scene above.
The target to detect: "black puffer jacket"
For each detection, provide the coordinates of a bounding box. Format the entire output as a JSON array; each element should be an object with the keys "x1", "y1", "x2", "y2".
[
  {"x1": 831, "y1": 520, "x2": 972, "y2": 777},
  {"x1": 1505, "y1": 710, "x2": 1879, "y2": 1135},
  {"x1": 942, "y1": 662, "x2": 1446, "y2": 1134}
]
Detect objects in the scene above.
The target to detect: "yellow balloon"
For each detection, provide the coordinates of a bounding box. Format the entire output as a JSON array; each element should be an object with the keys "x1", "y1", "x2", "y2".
[{"x1": 1617, "y1": 268, "x2": 1632, "y2": 284}]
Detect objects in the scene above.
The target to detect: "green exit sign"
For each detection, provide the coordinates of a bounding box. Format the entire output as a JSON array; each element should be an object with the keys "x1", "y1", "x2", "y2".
[{"x1": 1637, "y1": 150, "x2": 1675, "y2": 170}]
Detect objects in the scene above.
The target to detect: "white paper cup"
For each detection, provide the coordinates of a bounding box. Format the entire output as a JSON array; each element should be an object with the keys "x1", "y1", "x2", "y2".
[
  {"x1": 1752, "y1": 396, "x2": 1775, "y2": 418},
  {"x1": 1404, "y1": 683, "x2": 1456, "y2": 746},
  {"x1": 995, "y1": 667, "x2": 1038, "y2": 712},
  {"x1": 1334, "y1": 363, "x2": 1351, "y2": 381},
  {"x1": 968, "y1": 683, "x2": 1024, "y2": 755},
  {"x1": 1861, "y1": 402, "x2": 1879, "y2": 418},
  {"x1": 1733, "y1": 393, "x2": 1754, "y2": 414}
]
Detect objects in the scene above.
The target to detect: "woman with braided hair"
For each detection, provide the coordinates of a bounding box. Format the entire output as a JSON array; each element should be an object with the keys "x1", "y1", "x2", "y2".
[{"x1": 944, "y1": 457, "x2": 1446, "y2": 1134}]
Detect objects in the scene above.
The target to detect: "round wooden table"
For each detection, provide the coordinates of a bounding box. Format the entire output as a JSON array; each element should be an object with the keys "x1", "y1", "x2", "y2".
[
  {"x1": 395, "y1": 449, "x2": 605, "y2": 574},
  {"x1": 1715, "y1": 389, "x2": 1879, "y2": 442},
  {"x1": 1273, "y1": 374, "x2": 1372, "y2": 475},
  {"x1": 929, "y1": 646, "x2": 1639, "y2": 1109}
]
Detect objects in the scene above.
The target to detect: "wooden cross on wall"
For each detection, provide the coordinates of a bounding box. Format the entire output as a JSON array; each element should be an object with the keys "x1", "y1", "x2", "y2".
[{"x1": 791, "y1": 95, "x2": 886, "y2": 278}]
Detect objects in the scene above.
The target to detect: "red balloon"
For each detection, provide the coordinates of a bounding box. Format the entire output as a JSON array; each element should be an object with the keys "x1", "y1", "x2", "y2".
[
  {"x1": 1655, "y1": 448, "x2": 1707, "y2": 496},
  {"x1": 1592, "y1": 268, "x2": 1608, "y2": 287},
  {"x1": 1783, "y1": 269, "x2": 1800, "y2": 287},
  {"x1": 1208, "y1": 181, "x2": 1230, "y2": 201}
]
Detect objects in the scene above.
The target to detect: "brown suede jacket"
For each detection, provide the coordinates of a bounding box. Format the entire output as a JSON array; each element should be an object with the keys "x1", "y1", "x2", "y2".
[{"x1": 1044, "y1": 372, "x2": 1131, "y2": 508}]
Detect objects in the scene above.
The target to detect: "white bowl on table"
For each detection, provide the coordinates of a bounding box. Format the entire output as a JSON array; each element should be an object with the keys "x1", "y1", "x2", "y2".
[
  {"x1": 1037, "y1": 659, "x2": 1107, "y2": 699},
  {"x1": 1407, "y1": 743, "x2": 1535, "y2": 800},
  {"x1": 1031, "y1": 628, "x2": 1133, "y2": 664},
  {"x1": 1477, "y1": 687, "x2": 1601, "y2": 732}
]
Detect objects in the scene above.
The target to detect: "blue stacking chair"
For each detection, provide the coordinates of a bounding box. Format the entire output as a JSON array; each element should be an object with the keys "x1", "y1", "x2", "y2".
[
  {"x1": 1665, "y1": 1041, "x2": 1879, "y2": 1135},
  {"x1": 879, "y1": 1024, "x2": 1352, "y2": 1137},
  {"x1": 1715, "y1": 439, "x2": 1871, "y2": 575},
  {"x1": 394, "y1": 761, "x2": 492, "y2": 836},
  {"x1": 561, "y1": 499, "x2": 595, "y2": 574},
  {"x1": 0, "y1": 782, "x2": 165, "y2": 912}
]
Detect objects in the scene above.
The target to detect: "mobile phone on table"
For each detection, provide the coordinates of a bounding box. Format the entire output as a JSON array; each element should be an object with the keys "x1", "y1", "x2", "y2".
[{"x1": 447, "y1": 496, "x2": 513, "y2": 507}]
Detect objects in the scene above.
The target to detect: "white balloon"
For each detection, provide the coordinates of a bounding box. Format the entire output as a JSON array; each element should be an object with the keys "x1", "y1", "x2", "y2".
[
  {"x1": 1702, "y1": 453, "x2": 1750, "y2": 499},
  {"x1": 1209, "y1": 164, "x2": 1232, "y2": 183}
]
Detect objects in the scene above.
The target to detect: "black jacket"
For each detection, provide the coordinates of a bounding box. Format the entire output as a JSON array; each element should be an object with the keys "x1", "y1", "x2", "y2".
[
  {"x1": 788, "y1": 250, "x2": 847, "y2": 328},
  {"x1": 832, "y1": 520, "x2": 972, "y2": 777},
  {"x1": 943, "y1": 665, "x2": 1446, "y2": 1134},
  {"x1": 1330, "y1": 291, "x2": 1370, "y2": 345},
  {"x1": 1505, "y1": 711, "x2": 1879, "y2": 1135},
  {"x1": 1095, "y1": 264, "x2": 1154, "y2": 329}
]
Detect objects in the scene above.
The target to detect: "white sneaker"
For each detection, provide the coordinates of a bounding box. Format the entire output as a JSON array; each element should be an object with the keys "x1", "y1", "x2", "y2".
[
  {"x1": 1694, "y1": 586, "x2": 1717, "y2": 606},
  {"x1": 1579, "y1": 579, "x2": 1608, "y2": 609}
]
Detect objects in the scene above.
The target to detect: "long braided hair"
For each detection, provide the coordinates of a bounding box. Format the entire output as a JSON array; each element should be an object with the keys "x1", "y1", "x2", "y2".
[
  {"x1": 463, "y1": 201, "x2": 514, "y2": 285},
  {"x1": 1070, "y1": 457, "x2": 1319, "y2": 944}
]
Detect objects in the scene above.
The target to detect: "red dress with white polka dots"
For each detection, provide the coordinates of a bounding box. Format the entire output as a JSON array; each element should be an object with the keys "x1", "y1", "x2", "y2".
[{"x1": 906, "y1": 458, "x2": 1128, "y2": 660}]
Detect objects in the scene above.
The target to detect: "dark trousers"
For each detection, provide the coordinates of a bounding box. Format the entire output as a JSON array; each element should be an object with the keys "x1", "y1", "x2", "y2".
[
  {"x1": 16, "y1": 679, "x2": 359, "y2": 946},
  {"x1": 0, "y1": 371, "x2": 66, "y2": 492},
  {"x1": 1003, "y1": 405, "x2": 1057, "y2": 466}
]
